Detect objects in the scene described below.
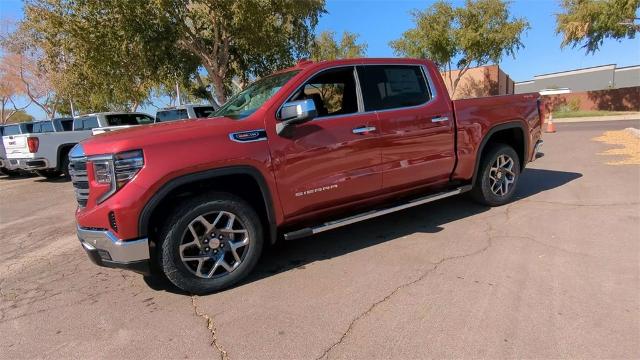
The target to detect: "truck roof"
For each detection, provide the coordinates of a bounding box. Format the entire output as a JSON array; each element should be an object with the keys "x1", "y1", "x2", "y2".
[
  {"x1": 75, "y1": 111, "x2": 152, "y2": 117},
  {"x1": 274, "y1": 57, "x2": 431, "y2": 74}
]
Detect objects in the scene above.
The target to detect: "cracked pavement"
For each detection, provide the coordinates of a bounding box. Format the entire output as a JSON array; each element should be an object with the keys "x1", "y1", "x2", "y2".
[{"x1": 1, "y1": 119, "x2": 638, "y2": 359}]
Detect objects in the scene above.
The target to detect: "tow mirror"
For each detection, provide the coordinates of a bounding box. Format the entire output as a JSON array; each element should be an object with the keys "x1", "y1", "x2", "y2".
[{"x1": 277, "y1": 99, "x2": 317, "y2": 134}]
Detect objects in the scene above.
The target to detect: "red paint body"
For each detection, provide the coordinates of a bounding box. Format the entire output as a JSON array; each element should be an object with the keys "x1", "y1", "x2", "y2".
[{"x1": 76, "y1": 58, "x2": 542, "y2": 241}]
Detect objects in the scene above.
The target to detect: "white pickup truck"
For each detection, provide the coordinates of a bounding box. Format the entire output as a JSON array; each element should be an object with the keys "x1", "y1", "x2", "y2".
[
  {"x1": 80, "y1": 112, "x2": 155, "y2": 135},
  {"x1": 155, "y1": 104, "x2": 218, "y2": 122},
  {"x1": 2, "y1": 112, "x2": 154, "y2": 179},
  {"x1": 2, "y1": 118, "x2": 84, "y2": 178},
  {"x1": 1, "y1": 123, "x2": 35, "y2": 176}
]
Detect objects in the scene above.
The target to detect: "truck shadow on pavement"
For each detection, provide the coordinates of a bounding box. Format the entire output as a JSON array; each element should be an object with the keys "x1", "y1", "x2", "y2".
[{"x1": 144, "y1": 168, "x2": 582, "y2": 295}]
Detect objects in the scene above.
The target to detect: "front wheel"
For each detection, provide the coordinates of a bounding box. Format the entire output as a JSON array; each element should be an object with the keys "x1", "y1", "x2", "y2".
[
  {"x1": 471, "y1": 144, "x2": 521, "y2": 206},
  {"x1": 156, "y1": 192, "x2": 263, "y2": 294}
]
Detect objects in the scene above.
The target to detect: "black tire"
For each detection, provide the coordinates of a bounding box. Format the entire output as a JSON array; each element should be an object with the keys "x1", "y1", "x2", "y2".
[
  {"x1": 60, "y1": 155, "x2": 71, "y2": 181},
  {"x1": 35, "y1": 169, "x2": 62, "y2": 179},
  {"x1": 470, "y1": 144, "x2": 521, "y2": 206},
  {"x1": 0, "y1": 168, "x2": 20, "y2": 177},
  {"x1": 156, "y1": 192, "x2": 263, "y2": 294}
]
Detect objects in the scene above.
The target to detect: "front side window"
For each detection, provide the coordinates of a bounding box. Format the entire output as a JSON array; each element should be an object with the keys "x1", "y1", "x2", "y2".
[
  {"x1": 156, "y1": 109, "x2": 188, "y2": 122},
  {"x1": 193, "y1": 106, "x2": 216, "y2": 118},
  {"x1": 106, "y1": 114, "x2": 154, "y2": 126},
  {"x1": 216, "y1": 70, "x2": 300, "y2": 119},
  {"x1": 288, "y1": 67, "x2": 359, "y2": 118},
  {"x1": 357, "y1": 65, "x2": 431, "y2": 111}
]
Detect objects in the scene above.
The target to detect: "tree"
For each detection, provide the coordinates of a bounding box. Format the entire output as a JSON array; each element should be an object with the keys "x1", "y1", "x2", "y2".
[
  {"x1": 556, "y1": 0, "x2": 640, "y2": 53},
  {"x1": 390, "y1": 0, "x2": 528, "y2": 96},
  {"x1": 166, "y1": 0, "x2": 326, "y2": 104},
  {"x1": 0, "y1": 53, "x2": 30, "y2": 124},
  {"x1": 310, "y1": 31, "x2": 368, "y2": 61},
  {"x1": 4, "y1": 110, "x2": 34, "y2": 124}
]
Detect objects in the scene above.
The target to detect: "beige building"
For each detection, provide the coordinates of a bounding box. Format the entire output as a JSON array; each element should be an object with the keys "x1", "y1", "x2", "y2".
[{"x1": 441, "y1": 65, "x2": 515, "y2": 100}]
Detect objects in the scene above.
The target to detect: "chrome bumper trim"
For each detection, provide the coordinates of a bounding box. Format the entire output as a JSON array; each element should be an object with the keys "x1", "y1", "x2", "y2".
[{"x1": 77, "y1": 226, "x2": 150, "y2": 263}]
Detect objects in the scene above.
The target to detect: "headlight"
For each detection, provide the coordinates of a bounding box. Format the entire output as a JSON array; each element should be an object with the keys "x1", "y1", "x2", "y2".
[{"x1": 90, "y1": 150, "x2": 144, "y2": 203}]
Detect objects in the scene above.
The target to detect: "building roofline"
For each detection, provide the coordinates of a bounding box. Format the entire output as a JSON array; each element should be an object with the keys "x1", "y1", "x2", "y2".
[
  {"x1": 615, "y1": 64, "x2": 640, "y2": 71},
  {"x1": 534, "y1": 64, "x2": 616, "y2": 79}
]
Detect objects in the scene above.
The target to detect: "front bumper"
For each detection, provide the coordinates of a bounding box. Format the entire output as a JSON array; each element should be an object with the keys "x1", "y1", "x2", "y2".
[{"x1": 77, "y1": 226, "x2": 151, "y2": 274}]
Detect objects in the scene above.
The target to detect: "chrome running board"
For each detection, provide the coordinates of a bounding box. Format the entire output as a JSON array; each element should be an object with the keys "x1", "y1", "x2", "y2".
[{"x1": 284, "y1": 185, "x2": 472, "y2": 241}]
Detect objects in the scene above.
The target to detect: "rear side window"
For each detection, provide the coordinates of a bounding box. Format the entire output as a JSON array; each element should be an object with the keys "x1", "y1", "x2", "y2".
[
  {"x1": 156, "y1": 109, "x2": 188, "y2": 122},
  {"x1": 357, "y1": 65, "x2": 431, "y2": 111},
  {"x1": 59, "y1": 119, "x2": 73, "y2": 131},
  {"x1": 193, "y1": 106, "x2": 216, "y2": 118},
  {"x1": 3, "y1": 125, "x2": 21, "y2": 136},
  {"x1": 32, "y1": 122, "x2": 55, "y2": 133},
  {"x1": 74, "y1": 116, "x2": 99, "y2": 130},
  {"x1": 106, "y1": 114, "x2": 154, "y2": 126}
]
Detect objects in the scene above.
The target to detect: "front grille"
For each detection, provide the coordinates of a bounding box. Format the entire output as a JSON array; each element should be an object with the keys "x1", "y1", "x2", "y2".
[{"x1": 69, "y1": 158, "x2": 89, "y2": 207}]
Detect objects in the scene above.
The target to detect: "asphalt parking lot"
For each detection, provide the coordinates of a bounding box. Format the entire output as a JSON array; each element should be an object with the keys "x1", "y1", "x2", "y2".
[{"x1": 1, "y1": 119, "x2": 638, "y2": 359}]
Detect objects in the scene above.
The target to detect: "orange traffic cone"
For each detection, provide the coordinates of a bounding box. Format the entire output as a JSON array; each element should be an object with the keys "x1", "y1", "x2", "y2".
[{"x1": 545, "y1": 114, "x2": 556, "y2": 133}]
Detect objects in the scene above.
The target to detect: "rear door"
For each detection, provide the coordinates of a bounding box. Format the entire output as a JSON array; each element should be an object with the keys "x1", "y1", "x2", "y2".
[
  {"x1": 357, "y1": 64, "x2": 455, "y2": 190},
  {"x1": 269, "y1": 66, "x2": 382, "y2": 218}
]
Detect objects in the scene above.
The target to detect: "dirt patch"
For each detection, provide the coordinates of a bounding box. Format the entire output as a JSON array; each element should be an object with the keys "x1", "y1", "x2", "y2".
[{"x1": 592, "y1": 128, "x2": 640, "y2": 165}]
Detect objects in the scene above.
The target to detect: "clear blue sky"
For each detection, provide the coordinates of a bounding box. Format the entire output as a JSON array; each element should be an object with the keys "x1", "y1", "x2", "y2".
[{"x1": 2, "y1": 0, "x2": 639, "y2": 119}]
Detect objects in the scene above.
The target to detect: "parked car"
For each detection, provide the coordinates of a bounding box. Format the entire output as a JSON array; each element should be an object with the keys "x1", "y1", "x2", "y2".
[
  {"x1": 71, "y1": 58, "x2": 543, "y2": 293},
  {"x1": 1, "y1": 122, "x2": 35, "y2": 176},
  {"x1": 74, "y1": 112, "x2": 155, "y2": 135},
  {"x1": 2, "y1": 118, "x2": 80, "y2": 178},
  {"x1": 155, "y1": 104, "x2": 219, "y2": 122}
]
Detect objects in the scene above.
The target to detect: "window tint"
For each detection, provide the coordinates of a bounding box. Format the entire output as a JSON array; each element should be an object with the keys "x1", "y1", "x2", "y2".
[
  {"x1": 106, "y1": 114, "x2": 154, "y2": 126},
  {"x1": 357, "y1": 65, "x2": 431, "y2": 111},
  {"x1": 193, "y1": 106, "x2": 216, "y2": 118},
  {"x1": 156, "y1": 109, "x2": 188, "y2": 122},
  {"x1": 74, "y1": 116, "x2": 99, "y2": 130},
  {"x1": 288, "y1": 67, "x2": 358, "y2": 118},
  {"x1": 32, "y1": 122, "x2": 55, "y2": 133},
  {"x1": 3, "y1": 125, "x2": 21, "y2": 136},
  {"x1": 0, "y1": 126, "x2": 3, "y2": 136},
  {"x1": 59, "y1": 119, "x2": 73, "y2": 131}
]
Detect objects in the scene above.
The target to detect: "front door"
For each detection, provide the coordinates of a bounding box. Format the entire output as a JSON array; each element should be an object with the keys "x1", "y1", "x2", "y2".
[
  {"x1": 268, "y1": 66, "x2": 382, "y2": 219},
  {"x1": 356, "y1": 64, "x2": 456, "y2": 190}
]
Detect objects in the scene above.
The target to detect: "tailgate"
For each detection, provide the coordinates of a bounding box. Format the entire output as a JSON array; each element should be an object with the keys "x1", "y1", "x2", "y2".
[{"x1": 2, "y1": 134, "x2": 32, "y2": 159}]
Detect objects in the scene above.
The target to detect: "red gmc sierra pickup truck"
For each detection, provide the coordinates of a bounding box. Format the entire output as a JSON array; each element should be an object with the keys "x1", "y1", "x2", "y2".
[{"x1": 70, "y1": 58, "x2": 543, "y2": 293}]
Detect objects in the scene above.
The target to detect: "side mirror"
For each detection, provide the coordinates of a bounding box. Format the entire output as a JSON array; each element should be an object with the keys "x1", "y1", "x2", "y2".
[{"x1": 277, "y1": 99, "x2": 317, "y2": 134}]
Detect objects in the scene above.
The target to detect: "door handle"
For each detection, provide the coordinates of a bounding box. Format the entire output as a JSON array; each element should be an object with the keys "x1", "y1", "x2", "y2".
[
  {"x1": 431, "y1": 116, "x2": 449, "y2": 123},
  {"x1": 352, "y1": 126, "x2": 376, "y2": 135}
]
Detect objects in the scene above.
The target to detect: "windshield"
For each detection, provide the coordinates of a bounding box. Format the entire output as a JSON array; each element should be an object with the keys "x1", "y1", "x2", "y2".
[{"x1": 215, "y1": 70, "x2": 300, "y2": 119}]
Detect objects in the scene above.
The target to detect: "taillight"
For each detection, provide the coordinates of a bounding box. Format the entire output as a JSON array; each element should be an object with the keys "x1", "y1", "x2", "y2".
[{"x1": 27, "y1": 137, "x2": 39, "y2": 153}]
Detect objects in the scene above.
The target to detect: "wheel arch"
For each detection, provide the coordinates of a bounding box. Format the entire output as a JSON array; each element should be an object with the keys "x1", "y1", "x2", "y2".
[
  {"x1": 472, "y1": 121, "x2": 528, "y2": 184},
  {"x1": 56, "y1": 143, "x2": 77, "y2": 171},
  {"x1": 138, "y1": 166, "x2": 278, "y2": 245}
]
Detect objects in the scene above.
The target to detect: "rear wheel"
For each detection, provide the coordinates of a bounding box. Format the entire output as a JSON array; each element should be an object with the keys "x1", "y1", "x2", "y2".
[
  {"x1": 60, "y1": 155, "x2": 71, "y2": 181},
  {"x1": 471, "y1": 144, "x2": 520, "y2": 206},
  {"x1": 156, "y1": 192, "x2": 263, "y2": 294}
]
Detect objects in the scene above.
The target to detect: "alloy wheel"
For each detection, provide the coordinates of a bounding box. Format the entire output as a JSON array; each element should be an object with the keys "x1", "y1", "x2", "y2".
[
  {"x1": 179, "y1": 211, "x2": 250, "y2": 279},
  {"x1": 489, "y1": 154, "x2": 516, "y2": 196}
]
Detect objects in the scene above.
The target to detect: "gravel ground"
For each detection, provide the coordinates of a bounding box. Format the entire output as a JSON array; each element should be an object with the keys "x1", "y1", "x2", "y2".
[{"x1": 0, "y1": 119, "x2": 638, "y2": 359}]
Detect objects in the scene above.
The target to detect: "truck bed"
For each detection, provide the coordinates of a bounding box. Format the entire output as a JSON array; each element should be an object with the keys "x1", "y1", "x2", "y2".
[{"x1": 451, "y1": 93, "x2": 542, "y2": 181}]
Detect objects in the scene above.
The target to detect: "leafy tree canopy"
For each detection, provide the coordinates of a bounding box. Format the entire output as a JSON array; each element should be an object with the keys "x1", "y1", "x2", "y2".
[
  {"x1": 556, "y1": 0, "x2": 640, "y2": 53},
  {"x1": 390, "y1": 0, "x2": 528, "y2": 95},
  {"x1": 310, "y1": 31, "x2": 368, "y2": 61}
]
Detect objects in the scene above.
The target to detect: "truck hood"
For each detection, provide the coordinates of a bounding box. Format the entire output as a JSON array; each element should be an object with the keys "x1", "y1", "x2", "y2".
[{"x1": 80, "y1": 117, "x2": 242, "y2": 155}]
